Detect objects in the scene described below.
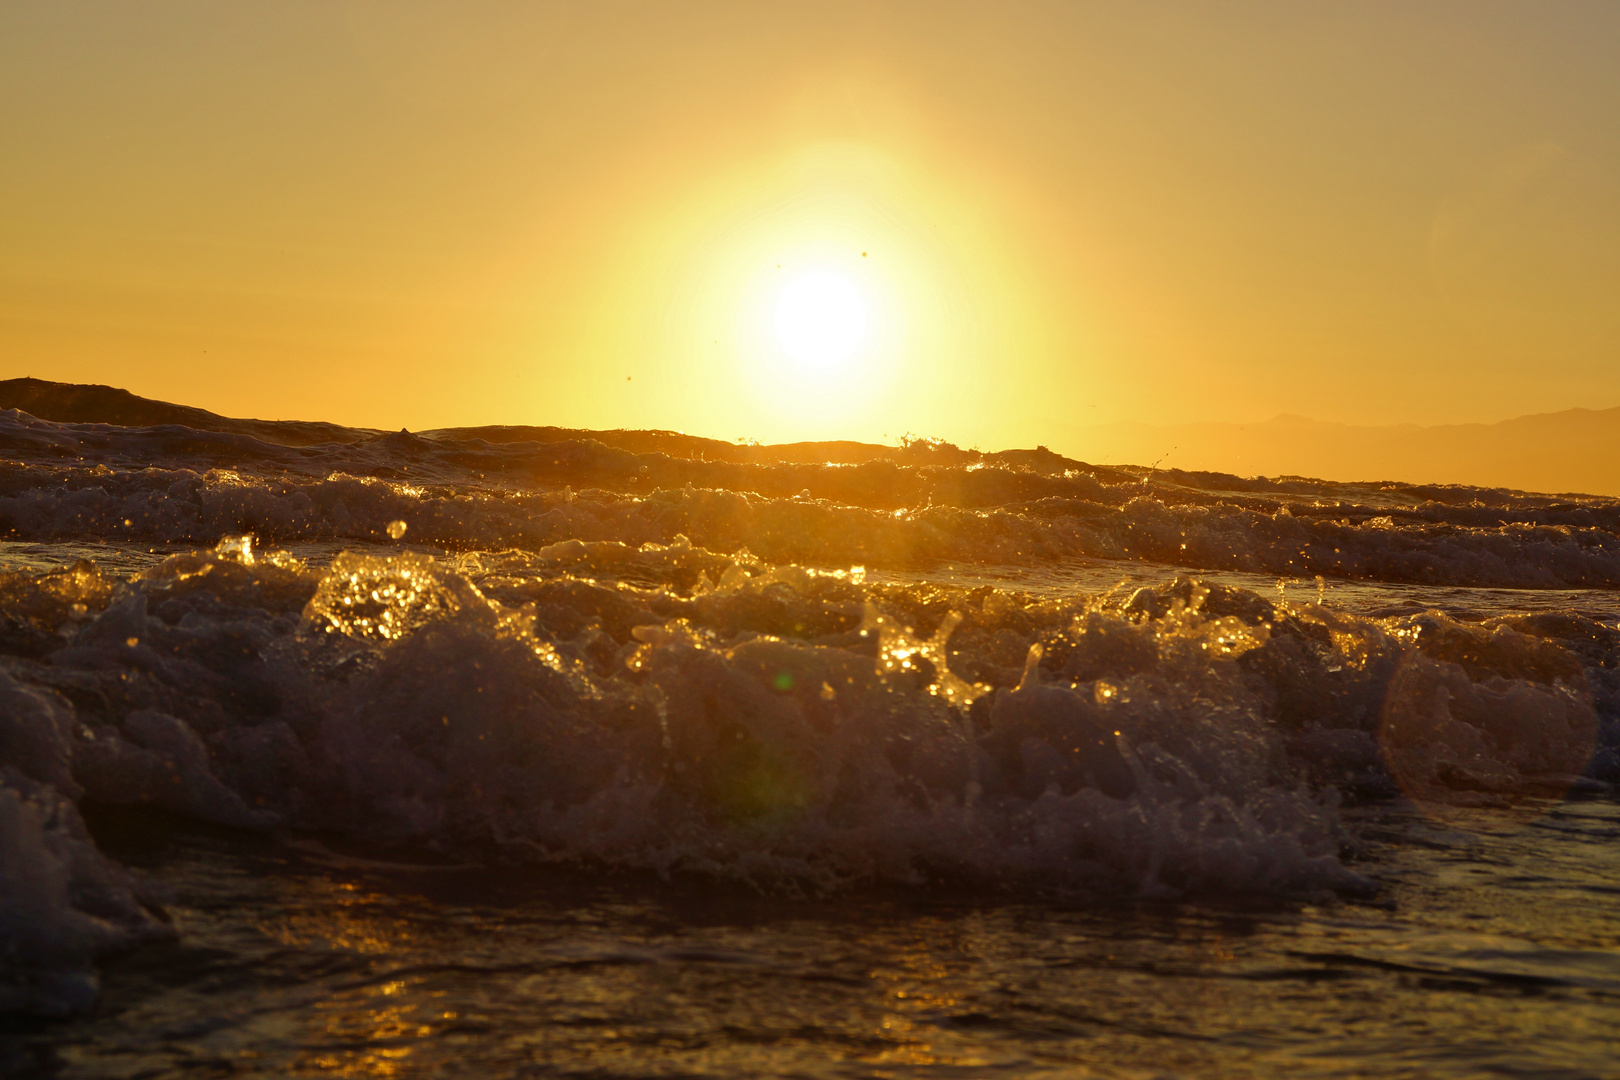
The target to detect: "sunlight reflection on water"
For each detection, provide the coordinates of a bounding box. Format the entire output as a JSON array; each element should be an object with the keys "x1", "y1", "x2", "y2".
[{"x1": 25, "y1": 800, "x2": 1617, "y2": 1079}]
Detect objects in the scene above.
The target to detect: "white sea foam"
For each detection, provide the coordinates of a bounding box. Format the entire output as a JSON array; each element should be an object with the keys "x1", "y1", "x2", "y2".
[{"x1": 3, "y1": 537, "x2": 1614, "y2": 1014}]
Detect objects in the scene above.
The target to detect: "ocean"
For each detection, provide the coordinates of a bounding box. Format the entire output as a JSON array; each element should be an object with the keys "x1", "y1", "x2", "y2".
[{"x1": 1, "y1": 383, "x2": 1617, "y2": 1078}]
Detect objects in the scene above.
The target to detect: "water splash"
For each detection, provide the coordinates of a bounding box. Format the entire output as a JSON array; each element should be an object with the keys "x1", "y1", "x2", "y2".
[
  {"x1": 858, "y1": 601, "x2": 991, "y2": 708},
  {"x1": 214, "y1": 534, "x2": 255, "y2": 565},
  {"x1": 304, "y1": 551, "x2": 480, "y2": 642}
]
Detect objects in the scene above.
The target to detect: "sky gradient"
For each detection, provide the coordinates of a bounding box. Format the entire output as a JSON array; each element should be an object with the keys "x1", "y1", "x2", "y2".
[{"x1": 3, "y1": 1, "x2": 1618, "y2": 457}]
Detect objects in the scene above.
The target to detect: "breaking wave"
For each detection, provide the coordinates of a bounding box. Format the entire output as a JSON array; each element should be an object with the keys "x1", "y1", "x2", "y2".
[
  {"x1": 4, "y1": 405, "x2": 1620, "y2": 589},
  {"x1": 1, "y1": 386, "x2": 1617, "y2": 1016}
]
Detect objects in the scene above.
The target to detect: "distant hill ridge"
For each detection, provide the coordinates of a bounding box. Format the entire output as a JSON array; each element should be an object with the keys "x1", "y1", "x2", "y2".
[
  {"x1": 5, "y1": 377, "x2": 1617, "y2": 496},
  {"x1": 0, "y1": 378, "x2": 1137, "y2": 482},
  {"x1": 0, "y1": 377, "x2": 372, "y2": 448},
  {"x1": 1057, "y1": 405, "x2": 1620, "y2": 497}
]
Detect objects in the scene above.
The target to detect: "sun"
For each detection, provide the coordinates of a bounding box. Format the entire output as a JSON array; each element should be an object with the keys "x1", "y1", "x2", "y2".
[{"x1": 773, "y1": 271, "x2": 869, "y2": 368}]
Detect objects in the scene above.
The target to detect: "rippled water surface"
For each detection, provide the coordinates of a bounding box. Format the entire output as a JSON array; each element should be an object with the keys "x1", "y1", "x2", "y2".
[{"x1": 8, "y1": 800, "x2": 1615, "y2": 1079}]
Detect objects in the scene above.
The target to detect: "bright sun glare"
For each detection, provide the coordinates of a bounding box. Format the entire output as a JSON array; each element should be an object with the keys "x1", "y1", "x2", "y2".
[{"x1": 773, "y1": 271, "x2": 868, "y2": 368}]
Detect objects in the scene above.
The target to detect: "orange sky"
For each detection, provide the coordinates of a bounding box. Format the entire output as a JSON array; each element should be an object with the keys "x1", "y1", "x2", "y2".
[{"x1": 3, "y1": 2, "x2": 1618, "y2": 454}]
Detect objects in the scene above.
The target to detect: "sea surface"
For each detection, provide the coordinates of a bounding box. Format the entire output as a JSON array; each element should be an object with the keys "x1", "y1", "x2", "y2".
[{"x1": 1, "y1": 384, "x2": 1617, "y2": 1078}]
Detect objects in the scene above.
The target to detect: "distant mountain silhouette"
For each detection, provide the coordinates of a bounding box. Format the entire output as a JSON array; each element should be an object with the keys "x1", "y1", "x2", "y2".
[
  {"x1": 1055, "y1": 408, "x2": 1620, "y2": 496},
  {"x1": 0, "y1": 378, "x2": 1139, "y2": 482},
  {"x1": 0, "y1": 377, "x2": 372, "y2": 447},
  {"x1": 4, "y1": 377, "x2": 1614, "y2": 496}
]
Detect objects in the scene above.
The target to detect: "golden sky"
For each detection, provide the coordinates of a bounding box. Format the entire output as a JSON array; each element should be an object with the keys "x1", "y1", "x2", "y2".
[{"x1": 2, "y1": 2, "x2": 1618, "y2": 452}]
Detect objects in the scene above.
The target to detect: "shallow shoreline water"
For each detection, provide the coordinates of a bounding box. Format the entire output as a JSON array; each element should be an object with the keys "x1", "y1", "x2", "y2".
[{"x1": 8, "y1": 799, "x2": 1617, "y2": 1079}]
